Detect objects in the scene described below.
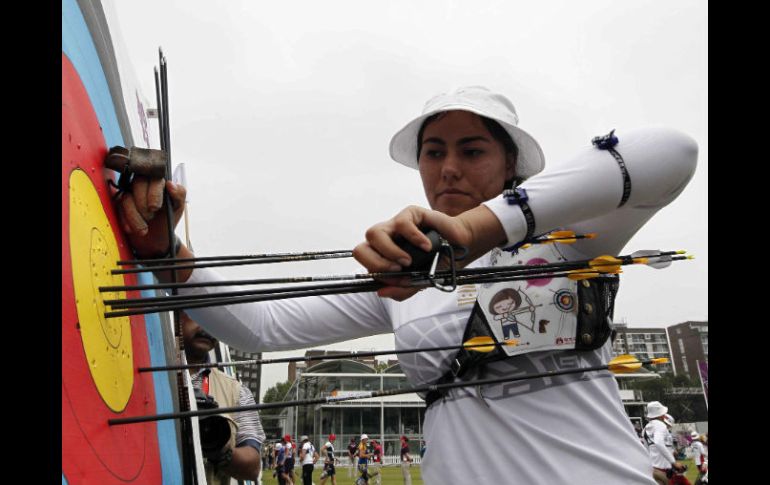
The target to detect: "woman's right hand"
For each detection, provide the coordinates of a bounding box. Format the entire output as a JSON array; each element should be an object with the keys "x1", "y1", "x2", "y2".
[{"x1": 116, "y1": 175, "x2": 187, "y2": 257}]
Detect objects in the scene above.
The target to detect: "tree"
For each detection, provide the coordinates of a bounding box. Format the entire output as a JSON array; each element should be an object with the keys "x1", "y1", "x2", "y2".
[
  {"x1": 263, "y1": 379, "x2": 293, "y2": 403},
  {"x1": 628, "y1": 374, "x2": 707, "y2": 423}
]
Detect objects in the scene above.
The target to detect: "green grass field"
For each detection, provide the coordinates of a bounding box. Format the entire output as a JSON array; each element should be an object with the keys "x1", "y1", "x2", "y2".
[
  {"x1": 261, "y1": 460, "x2": 700, "y2": 484},
  {"x1": 680, "y1": 459, "x2": 700, "y2": 483},
  {"x1": 261, "y1": 464, "x2": 423, "y2": 485}
]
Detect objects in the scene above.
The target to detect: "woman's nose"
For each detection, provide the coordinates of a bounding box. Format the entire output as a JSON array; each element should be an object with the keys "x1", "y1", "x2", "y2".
[{"x1": 441, "y1": 151, "x2": 462, "y2": 180}]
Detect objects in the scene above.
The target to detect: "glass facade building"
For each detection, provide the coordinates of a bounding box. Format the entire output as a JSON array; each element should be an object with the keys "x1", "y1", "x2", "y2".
[{"x1": 280, "y1": 360, "x2": 426, "y2": 458}]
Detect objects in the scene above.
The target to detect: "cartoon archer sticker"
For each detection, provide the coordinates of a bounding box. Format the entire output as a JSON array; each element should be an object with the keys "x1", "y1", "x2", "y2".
[{"x1": 488, "y1": 288, "x2": 523, "y2": 340}]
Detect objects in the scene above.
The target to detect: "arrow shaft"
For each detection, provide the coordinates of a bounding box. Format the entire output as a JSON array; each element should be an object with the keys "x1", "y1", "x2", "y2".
[
  {"x1": 104, "y1": 250, "x2": 682, "y2": 293},
  {"x1": 118, "y1": 249, "x2": 352, "y2": 266},
  {"x1": 106, "y1": 268, "x2": 592, "y2": 314},
  {"x1": 104, "y1": 253, "x2": 687, "y2": 317},
  {"x1": 112, "y1": 251, "x2": 353, "y2": 274},
  {"x1": 138, "y1": 340, "x2": 511, "y2": 373},
  {"x1": 105, "y1": 264, "x2": 590, "y2": 308},
  {"x1": 110, "y1": 358, "x2": 660, "y2": 426}
]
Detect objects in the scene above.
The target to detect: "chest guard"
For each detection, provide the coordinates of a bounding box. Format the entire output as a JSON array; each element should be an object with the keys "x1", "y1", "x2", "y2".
[{"x1": 424, "y1": 242, "x2": 619, "y2": 406}]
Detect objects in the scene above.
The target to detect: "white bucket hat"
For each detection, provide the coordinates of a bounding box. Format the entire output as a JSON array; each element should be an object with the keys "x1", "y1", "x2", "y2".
[
  {"x1": 389, "y1": 86, "x2": 545, "y2": 180},
  {"x1": 646, "y1": 401, "x2": 668, "y2": 419},
  {"x1": 663, "y1": 414, "x2": 675, "y2": 427},
  {"x1": 361, "y1": 434, "x2": 369, "y2": 440},
  {"x1": 690, "y1": 431, "x2": 700, "y2": 440}
]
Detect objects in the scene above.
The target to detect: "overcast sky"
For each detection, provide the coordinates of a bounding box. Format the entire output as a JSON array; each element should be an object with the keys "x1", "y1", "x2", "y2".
[{"x1": 108, "y1": 0, "x2": 707, "y2": 398}]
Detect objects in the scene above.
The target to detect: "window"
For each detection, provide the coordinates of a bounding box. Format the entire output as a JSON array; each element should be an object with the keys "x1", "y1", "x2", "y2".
[
  {"x1": 343, "y1": 409, "x2": 361, "y2": 435},
  {"x1": 401, "y1": 408, "x2": 419, "y2": 435},
  {"x1": 384, "y1": 408, "x2": 400, "y2": 435},
  {"x1": 361, "y1": 408, "x2": 380, "y2": 433},
  {"x1": 678, "y1": 340, "x2": 685, "y2": 353},
  {"x1": 681, "y1": 359, "x2": 689, "y2": 374}
]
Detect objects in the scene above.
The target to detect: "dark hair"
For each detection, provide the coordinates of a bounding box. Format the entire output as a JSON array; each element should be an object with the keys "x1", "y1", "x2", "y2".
[
  {"x1": 488, "y1": 288, "x2": 521, "y2": 314},
  {"x1": 416, "y1": 112, "x2": 522, "y2": 188}
]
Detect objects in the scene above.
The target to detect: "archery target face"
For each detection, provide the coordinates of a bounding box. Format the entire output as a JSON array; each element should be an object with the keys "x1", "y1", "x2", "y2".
[
  {"x1": 62, "y1": 51, "x2": 162, "y2": 483},
  {"x1": 69, "y1": 169, "x2": 133, "y2": 411}
]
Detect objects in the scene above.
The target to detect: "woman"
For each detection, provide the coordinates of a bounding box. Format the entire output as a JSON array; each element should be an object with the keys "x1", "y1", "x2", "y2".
[{"x1": 119, "y1": 86, "x2": 697, "y2": 483}]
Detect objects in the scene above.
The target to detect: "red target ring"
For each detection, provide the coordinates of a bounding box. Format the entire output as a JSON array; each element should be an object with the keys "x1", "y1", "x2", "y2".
[{"x1": 62, "y1": 52, "x2": 162, "y2": 484}]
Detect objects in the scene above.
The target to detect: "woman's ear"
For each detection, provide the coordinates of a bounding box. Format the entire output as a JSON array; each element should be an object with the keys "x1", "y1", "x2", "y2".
[{"x1": 505, "y1": 154, "x2": 517, "y2": 182}]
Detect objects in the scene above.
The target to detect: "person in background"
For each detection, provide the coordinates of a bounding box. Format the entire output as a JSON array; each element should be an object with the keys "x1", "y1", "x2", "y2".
[
  {"x1": 370, "y1": 439, "x2": 383, "y2": 485},
  {"x1": 299, "y1": 435, "x2": 319, "y2": 485},
  {"x1": 400, "y1": 436, "x2": 413, "y2": 485},
  {"x1": 182, "y1": 311, "x2": 265, "y2": 484},
  {"x1": 691, "y1": 432, "x2": 708, "y2": 485},
  {"x1": 348, "y1": 437, "x2": 358, "y2": 478},
  {"x1": 643, "y1": 402, "x2": 686, "y2": 485},
  {"x1": 319, "y1": 433, "x2": 338, "y2": 485},
  {"x1": 356, "y1": 434, "x2": 379, "y2": 484},
  {"x1": 284, "y1": 434, "x2": 297, "y2": 485},
  {"x1": 274, "y1": 437, "x2": 289, "y2": 485}
]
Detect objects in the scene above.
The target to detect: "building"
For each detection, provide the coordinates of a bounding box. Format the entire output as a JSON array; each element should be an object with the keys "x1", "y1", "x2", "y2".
[
  {"x1": 287, "y1": 350, "x2": 397, "y2": 383},
  {"x1": 666, "y1": 321, "x2": 708, "y2": 379},
  {"x1": 280, "y1": 355, "x2": 425, "y2": 459},
  {"x1": 611, "y1": 323, "x2": 674, "y2": 374},
  {"x1": 228, "y1": 348, "x2": 262, "y2": 398}
]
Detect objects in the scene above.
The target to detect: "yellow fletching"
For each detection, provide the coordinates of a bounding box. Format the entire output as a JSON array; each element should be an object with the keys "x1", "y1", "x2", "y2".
[
  {"x1": 589, "y1": 255, "x2": 622, "y2": 273},
  {"x1": 676, "y1": 250, "x2": 686, "y2": 254},
  {"x1": 550, "y1": 230, "x2": 576, "y2": 238},
  {"x1": 632, "y1": 258, "x2": 649, "y2": 265},
  {"x1": 585, "y1": 233, "x2": 597, "y2": 239},
  {"x1": 650, "y1": 358, "x2": 669, "y2": 365},
  {"x1": 567, "y1": 271, "x2": 600, "y2": 280},
  {"x1": 463, "y1": 336, "x2": 497, "y2": 353},
  {"x1": 608, "y1": 354, "x2": 642, "y2": 373}
]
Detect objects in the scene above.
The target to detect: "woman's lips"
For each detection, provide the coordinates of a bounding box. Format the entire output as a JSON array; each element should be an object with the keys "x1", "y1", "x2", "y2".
[{"x1": 438, "y1": 189, "x2": 469, "y2": 197}]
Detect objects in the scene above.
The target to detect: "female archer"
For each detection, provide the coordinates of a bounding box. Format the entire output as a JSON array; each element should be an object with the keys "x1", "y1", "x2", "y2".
[{"x1": 118, "y1": 86, "x2": 697, "y2": 484}]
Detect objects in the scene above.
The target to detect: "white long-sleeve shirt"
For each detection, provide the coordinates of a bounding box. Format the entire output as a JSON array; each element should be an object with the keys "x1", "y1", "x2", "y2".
[
  {"x1": 644, "y1": 420, "x2": 677, "y2": 469},
  {"x1": 182, "y1": 126, "x2": 698, "y2": 484},
  {"x1": 692, "y1": 440, "x2": 707, "y2": 467}
]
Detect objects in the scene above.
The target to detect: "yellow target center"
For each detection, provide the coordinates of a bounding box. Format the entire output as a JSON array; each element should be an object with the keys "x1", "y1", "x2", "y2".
[{"x1": 69, "y1": 169, "x2": 134, "y2": 412}]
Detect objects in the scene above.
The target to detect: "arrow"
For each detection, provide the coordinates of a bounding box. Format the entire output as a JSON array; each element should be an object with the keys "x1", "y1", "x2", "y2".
[
  {"x1": 109, "y1": 354, "x2": 668, "y2": 426},
  {"x1": 103, "y1": 252, "x2": 690, "y2": 317},
  {"x1": 117, "y1": 249, "x2": 353, "y2": 267},
  {"x1": 103, "y1": 268, "x2": 611, "y2": 312},
  {"x1": 113, "y1": 251, "x2": 354, "y2": 274},
  {"x1": 138, "y1": 336, "x2": 518, "y2": 373},
  {"x1": 113, "y1": 234, "x2": 594, "y2": 272},
  {"x1": 100, "y1": 250, "x2": 685, "y2": 294},
  {"x1": 520, "y1": 231, "x2": 597, "y2": 249}
]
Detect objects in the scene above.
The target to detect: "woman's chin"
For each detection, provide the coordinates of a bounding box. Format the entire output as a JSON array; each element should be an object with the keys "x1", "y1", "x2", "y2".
[{"x1": 435, "y1": 200, "x2": 478, "y2": 217}]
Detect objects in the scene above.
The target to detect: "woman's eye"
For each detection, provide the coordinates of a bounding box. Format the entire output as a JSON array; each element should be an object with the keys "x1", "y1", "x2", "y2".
[
  {"x1": 424, "y1": 150, "x2": 443, "y2": 158},
  {"x1": 465, "y1": 148, "x2": 484, "y2": 157}
]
